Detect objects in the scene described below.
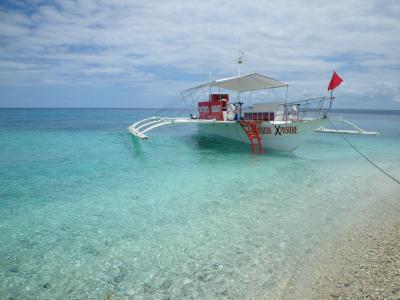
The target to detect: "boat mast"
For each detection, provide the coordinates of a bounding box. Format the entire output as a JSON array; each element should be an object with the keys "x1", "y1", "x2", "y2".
[
  {"x1": 237, "y1": 46, "x2": 243, "y2": 76},
  {"x1": 237, "y1": 42, "x2": 243, "y2": 118}
]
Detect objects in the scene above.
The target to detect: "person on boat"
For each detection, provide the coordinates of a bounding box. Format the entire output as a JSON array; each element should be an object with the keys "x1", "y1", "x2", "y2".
[
  {"x1": 221, "y1": 98, "x2": 228, "y2": 111},
  {"x1": 227, "y1": 103, "x2": 237, "y2": 121},
  {"x1": 288, "y1": 104, "x2": 300, "y2": 121}
]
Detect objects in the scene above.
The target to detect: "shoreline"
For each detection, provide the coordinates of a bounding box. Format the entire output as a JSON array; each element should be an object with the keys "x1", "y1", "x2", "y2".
[
  {"x1": 310, "y1": 221, "x2": 400, "y2": 299},
  {"x1": 286, "y1": 182, "x2": 400, "y2": 299}
]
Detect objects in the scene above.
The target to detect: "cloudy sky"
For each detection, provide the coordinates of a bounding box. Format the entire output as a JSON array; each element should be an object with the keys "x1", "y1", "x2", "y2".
[{"x1": 0, "y1": 0, "x2": 399, "y2": 108}]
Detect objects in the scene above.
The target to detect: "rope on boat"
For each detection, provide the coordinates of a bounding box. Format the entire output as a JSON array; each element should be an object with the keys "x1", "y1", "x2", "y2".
[
  {"x1": 154, "y1": 95, "x2": 185, "y2": 117},
  {"x1": 327, "y1": 118, "x2": 400, "y2": 185}
]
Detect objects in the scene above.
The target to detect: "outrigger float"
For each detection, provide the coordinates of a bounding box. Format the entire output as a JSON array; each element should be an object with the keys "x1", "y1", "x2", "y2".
[
  {"x1": 315, "y1": 117, "x2": 379, "y2": 135},
  {"x1": 128, "y1": 62, "x2": 377, "y2": 153}
]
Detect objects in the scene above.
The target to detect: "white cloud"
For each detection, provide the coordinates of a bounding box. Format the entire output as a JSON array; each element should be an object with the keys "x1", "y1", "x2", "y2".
[{"x1": 0, "y1": 0, "x2": 399, "y2": 107}]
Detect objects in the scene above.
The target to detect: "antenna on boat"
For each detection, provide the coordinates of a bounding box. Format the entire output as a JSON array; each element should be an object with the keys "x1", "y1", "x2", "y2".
[
  {"x1": 237, "y1": 38, "x2": 243, "y2": 117},
  {"x1": 237, "y1": 38, "x2": 243, "y2": 76}
]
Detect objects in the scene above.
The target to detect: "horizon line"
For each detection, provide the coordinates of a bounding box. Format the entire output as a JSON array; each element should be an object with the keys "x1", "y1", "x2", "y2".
[{"x1": 0, "y1": 107, "x2": 400, "y2": 111}]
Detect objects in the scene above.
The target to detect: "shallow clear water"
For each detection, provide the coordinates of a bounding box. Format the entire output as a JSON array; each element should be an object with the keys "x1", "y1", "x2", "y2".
[{"x1": 0, "y1": 109, "x2": 399, "y2": 299}]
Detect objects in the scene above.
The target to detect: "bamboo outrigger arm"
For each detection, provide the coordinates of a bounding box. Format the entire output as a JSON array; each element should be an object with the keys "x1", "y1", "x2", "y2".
[{"x1": 128, "y1": 117, "x2": 225, "y2": 139}]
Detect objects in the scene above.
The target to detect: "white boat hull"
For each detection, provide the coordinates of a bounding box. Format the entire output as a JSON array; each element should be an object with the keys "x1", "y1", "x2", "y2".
[{"x1": 197, "y1": 118, "x2": 327, "y2": 151}]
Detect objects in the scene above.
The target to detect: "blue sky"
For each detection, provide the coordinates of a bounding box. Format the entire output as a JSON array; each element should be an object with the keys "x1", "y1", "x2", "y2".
[{"x1": 0, "y1": 0, "x2": 399, "y2": 109}]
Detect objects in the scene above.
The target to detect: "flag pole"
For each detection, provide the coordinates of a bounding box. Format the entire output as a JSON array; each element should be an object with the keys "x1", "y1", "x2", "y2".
[
  {"x1": 329, "y1": 73, "x2": 333, "y2": 111},
  {"x1": 327, "y1": 71, "x2": 343, "y2": 110}
]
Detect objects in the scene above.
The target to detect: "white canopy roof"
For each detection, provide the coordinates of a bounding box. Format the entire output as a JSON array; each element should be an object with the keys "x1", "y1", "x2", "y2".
[{"x1": 183, "y1": 73, "x2": 288, "y2": 93}]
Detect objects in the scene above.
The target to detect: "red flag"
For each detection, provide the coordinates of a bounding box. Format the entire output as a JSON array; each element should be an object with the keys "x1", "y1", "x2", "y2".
[{"x1": 328, "y1": 71, "x2": 343, "y2": 91}]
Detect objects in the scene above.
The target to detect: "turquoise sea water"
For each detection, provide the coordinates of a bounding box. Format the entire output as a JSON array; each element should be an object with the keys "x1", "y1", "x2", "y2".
[{"x1": 0, "y1": 109, "x2": 399, "y2": 299}]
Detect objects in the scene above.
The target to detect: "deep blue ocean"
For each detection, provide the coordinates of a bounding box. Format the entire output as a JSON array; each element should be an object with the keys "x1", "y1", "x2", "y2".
[{"x1": 0, "y1": 108, "x2": 399, "y2": 299}]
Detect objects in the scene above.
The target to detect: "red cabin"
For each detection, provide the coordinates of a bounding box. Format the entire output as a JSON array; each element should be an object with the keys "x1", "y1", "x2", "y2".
[{"x1": 198, "y1": 94, "x2": 229, "y2": 120}]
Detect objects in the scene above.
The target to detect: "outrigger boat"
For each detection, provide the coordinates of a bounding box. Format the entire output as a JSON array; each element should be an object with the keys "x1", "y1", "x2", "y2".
[
  {"x1": 129, "y1": 72, "x2": 334, "y2": 153},
  {"x1": 128, "y1": 55, "x2": 376, "y2": 153},
  {"x1": 129, "y1": 73, "x2": 333, "y2": 153}
]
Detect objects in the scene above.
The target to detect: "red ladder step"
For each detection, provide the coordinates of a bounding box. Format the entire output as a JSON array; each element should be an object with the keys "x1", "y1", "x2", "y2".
[{"x1": 240, "y1": 121, "x2": 263, "y2": 154}]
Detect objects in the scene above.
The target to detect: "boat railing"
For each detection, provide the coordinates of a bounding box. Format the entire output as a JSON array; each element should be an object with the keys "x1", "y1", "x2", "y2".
[{"x1": 275, "y1": 96, "x2": 334, "y2": 123}]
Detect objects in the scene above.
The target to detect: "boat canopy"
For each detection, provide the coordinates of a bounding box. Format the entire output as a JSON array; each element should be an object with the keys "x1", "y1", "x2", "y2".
[{"x1": 183, "y1": 73, "x2": 288, "y2": 93}]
